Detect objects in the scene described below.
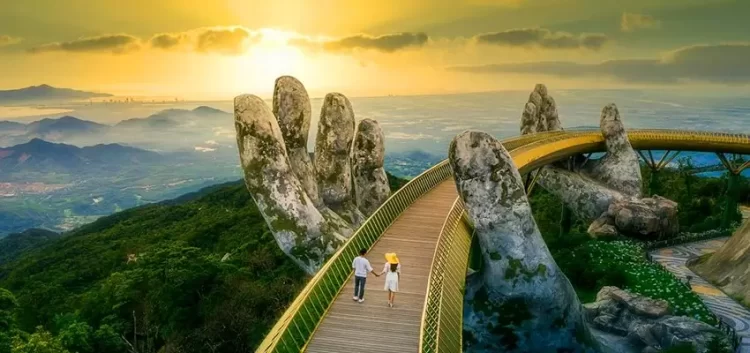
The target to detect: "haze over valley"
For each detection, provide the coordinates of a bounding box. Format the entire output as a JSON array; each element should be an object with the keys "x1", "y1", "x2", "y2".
[{"x1": 1, "y1": 84, "x2": 749, "y2": 235}]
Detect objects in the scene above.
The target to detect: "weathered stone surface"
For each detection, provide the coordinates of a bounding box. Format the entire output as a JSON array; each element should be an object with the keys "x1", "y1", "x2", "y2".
[
  {"x1": 588, "y1": 217, "x2": 619, "y2": 238},
  {"x1": 585, "y1": 286, "x2": 726, "y2": 353},
  {"x1": 520, "y1": 84, "x2": 561, "y2": 134},
  {"x1": 314, "y1": 93, "x2": 366, "y2": 227},
  {"x1": 579, "y1": 104, "x2": 642, "y2": 198},
  {"x1": 272, "y1": 76, "x2": 320, "y2": 206},
  {"x1": 234, "y1": 94, "x2": 349, "y2": 274},
  {"x1": 692, "y1": 219, "x2": 750, "y2": 307},
  {"x1": 537, "y1": 166, "x2": 625, "y2": 221},
  {"x1": 450, "y1": 130, "x2": 597, "y2": 353},
  {"x1": 352, "y1": 118, "x2": 390, "y2": 216},
  {"x1": 520, "y1": 85, "x2": 679, "y2": 239}
]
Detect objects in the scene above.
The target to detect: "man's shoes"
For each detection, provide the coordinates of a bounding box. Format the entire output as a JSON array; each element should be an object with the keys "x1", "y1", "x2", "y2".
[
  {"x1": 353, "y1": 296, "x2": 359, "y2": 301},
  {"x1": 358, "y1": 299, "x2": 364, "y2": 303}
]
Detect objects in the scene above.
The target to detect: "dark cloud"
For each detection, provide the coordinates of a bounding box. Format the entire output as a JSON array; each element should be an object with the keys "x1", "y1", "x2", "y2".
[
  {"x1": 621, "y1": 13, "x2": 661, "y2": 32},
  {"x1": 195, "y1": 27, "x2": 260, "y2": 54},
  {"x1": 290, "y1": 32, "x2": 429, "y2": 53},
  {"x1": 0, "y1": 35, "x2": 23, "y2": 47},
  {"x1": 28, "y1": 34, "x2": 140, "y2": 54},
  {"x1": 447, "y1": 44, "x2": 750, "y2": 84},
  {"x1": 475, "y1": 28, "x2": 610, "y2": 50},
  {"x1": 149, "y1": 33, "x2": 189, "y2": 49}
]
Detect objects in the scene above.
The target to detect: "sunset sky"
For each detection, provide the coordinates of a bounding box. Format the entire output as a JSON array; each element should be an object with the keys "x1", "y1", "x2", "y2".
[{"x1": 0, "y1": 0, "x2": 748, "y2": 99}]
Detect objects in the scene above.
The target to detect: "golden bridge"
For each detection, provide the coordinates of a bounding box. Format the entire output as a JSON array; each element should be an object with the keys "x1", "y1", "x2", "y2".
[{"x1": 255, "y1": 129, "x2": 750, "y2": 353}]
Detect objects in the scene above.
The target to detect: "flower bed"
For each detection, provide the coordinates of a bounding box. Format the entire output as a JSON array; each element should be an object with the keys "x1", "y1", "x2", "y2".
[{"x1": 556, "y1": 240, "x2": 717, "y2": 325}]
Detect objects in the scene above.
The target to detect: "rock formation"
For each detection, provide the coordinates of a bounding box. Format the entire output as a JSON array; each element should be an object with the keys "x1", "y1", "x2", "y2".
[
  {"x1": 585, "y1": 287, "x2": 727, "y2": 353},
  {"x1": 352, "y1": 119, "x2": 390, "y2": 216},
  {"x1": 234, "y1": 94, "x2": 349, "y2": 274},
  {"x1": 520, "y1": 85, "x2": 679, "y2": 239},
  {"x1": 692, "y1": 219, "x2": 750, "y2": 307},
  {"x1": 234, "y1": 77, "x2": 391, "y2": 274},
  {"x1": 272, "y1": 76, "x2": 320, "y2": 206},
  {"x1": 450, "y1": 130, "x2": 598, "y2": 353},
  {"x1": 315, "y1": 93, "x2": 366, "y2": 227}
]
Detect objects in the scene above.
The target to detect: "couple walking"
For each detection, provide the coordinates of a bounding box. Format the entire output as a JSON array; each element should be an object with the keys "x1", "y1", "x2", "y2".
[{"x1": 352, "y1": 249, "x2": 401, "y2": 307}]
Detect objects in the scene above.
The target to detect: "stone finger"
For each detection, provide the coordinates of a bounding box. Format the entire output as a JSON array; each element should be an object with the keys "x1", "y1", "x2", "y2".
[
  {"x1": 273, "y1": 75, "x2": 321, "y2": 207},
  {"x1": 235, "y1": 94, "x2": 349, "y2": 274},
  {"x1": 352, "y1": 118, "x2": 390, "y2": 217},
  {"x1": 315, "y1": 92, "x2": 366, "y2": 227}
]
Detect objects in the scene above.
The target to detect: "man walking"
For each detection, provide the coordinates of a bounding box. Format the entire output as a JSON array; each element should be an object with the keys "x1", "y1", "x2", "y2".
[{"x1": 352, "y1": 248, "x2": 379, "y2": 303}]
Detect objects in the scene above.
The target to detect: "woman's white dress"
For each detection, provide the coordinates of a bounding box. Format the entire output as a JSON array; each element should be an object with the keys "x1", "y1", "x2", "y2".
[{"x1": 383, "y1": 262, "x2": 400, "y2": 292}]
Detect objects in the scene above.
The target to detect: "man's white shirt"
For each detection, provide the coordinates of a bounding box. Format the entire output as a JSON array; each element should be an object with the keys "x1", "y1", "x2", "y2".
[{"x1": 352, "y1": 256, "x2": 373, "y2": 277}]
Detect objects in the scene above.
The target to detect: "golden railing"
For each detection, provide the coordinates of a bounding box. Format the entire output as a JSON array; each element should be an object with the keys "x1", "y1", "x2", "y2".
[
  {"x1": 416, "y1": 128, "x2": 750, "y2": 353},
  {"x1": 419, "y1": 197, "x2": 473, "y2": 353},
  {"x1": 254, "y1": 159, "x2": 453, "y2": 353},
  {"x1": 257, "y1": 128, "x2": 750, "y2": 353}
]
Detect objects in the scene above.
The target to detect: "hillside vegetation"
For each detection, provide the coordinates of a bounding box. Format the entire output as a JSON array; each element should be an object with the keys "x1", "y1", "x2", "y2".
[
  {"x1": 0, "y1": 174, "x2": 408, "y2": 353},
  {"x1": 0, "y1": 159, "x2": 745, "y2": 353}
]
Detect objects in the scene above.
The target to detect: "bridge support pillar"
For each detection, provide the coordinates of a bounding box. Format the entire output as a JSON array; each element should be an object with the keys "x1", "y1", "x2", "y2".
[
  {"x1": 717, "y1": 153, "x2": 749, "y2": 229},
  {"x1": 637, "y1": 150, "x2": 681, "y2": 196},
  {"x1": 558, "y1": 157, "x2": 575, "y2": 236}
]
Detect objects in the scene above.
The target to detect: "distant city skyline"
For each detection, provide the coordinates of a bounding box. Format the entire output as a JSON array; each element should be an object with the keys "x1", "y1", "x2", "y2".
[{"x1": 1, "y1": 0, "x2": 749, "y2": 99}]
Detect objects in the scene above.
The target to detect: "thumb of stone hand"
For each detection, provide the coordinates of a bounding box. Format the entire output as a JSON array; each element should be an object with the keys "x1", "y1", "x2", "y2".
[{"x1": 450, "y1": 130, "x2": 595, "y2": 353}]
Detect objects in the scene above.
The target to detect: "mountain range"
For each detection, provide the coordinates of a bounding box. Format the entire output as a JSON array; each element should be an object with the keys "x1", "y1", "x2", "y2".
[
  {"x1": 0, "y1": 106, "x2": 231, "y2": 148},
  {"x1": 0, "y1": 84, "x2": 112, "y2": 103},
  {"x1": 0, "y1": 138, "x2": 162, "y2": 173}
]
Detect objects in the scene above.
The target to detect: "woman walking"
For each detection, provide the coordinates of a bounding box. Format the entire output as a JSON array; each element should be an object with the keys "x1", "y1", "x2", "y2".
[{"x1": 381, "y1": 252, "x2": 401, "y2": 308}]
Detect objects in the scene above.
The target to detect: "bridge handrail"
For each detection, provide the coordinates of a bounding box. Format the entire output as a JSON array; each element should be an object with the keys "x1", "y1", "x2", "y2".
[
  {"x1": 258, "y1": 128, "x2": 750, "y2": 352},
  {"x1": 419, "y1": 197, "x2": 473, "y2": 353},
  {"x1": 255, "y1": 159, "x2": 453, "y2": 353}
]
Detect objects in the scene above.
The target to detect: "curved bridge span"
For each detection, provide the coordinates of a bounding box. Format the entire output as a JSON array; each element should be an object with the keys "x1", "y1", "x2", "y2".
[{"x1": 256, "y1": 129, "x2": 750, "y2": 353}]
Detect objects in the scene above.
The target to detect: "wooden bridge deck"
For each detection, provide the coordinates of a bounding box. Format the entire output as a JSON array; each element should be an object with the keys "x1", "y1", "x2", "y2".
[{"x1": 304, "y1": 180, "x2": 458, "y2": 353}]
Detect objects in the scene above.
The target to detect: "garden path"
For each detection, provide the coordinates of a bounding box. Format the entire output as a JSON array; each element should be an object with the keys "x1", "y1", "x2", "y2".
[{"x1": 650, "y1": 238, "x2": 750, "y2": 353}]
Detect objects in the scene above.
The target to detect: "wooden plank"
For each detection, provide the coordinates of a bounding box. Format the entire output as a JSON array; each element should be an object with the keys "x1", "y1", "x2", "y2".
[{"x1": 304, "y1": 180, "x2": 458, "y2": 353}]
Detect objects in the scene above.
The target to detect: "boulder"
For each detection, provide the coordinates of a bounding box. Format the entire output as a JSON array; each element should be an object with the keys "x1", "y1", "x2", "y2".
[
  {"x1": 314, "y1": 93, "x2": 366, "y2": 227},
  {"x1": 585, "y1": 287, "x2": 726, "y2": 353},
  {"x1": 450, "y1": 130, "x2": 598, "y2": 353},
  {"x1": 352, "y1": 118, "x2": 390, "y2": 216},
  {"x1": 234, "y1": 94, "x2": 350, "y2": 274}
]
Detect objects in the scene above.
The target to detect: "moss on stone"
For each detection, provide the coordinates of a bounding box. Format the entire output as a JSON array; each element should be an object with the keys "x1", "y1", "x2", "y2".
[{"x1": 504, "y1": 258, "x2": 549, "y2": 283}]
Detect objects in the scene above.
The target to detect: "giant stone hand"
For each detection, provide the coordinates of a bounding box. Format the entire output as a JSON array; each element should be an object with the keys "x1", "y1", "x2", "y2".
[
  {"x1": 235, "y1": 76, "x2": 390, "y2": 274},
  {"x1": 520, "y1": 85, "x2": 678, "y2": 238},
  {"x1": 450, "y1": 130, "x2": 598, "y2": 353}
]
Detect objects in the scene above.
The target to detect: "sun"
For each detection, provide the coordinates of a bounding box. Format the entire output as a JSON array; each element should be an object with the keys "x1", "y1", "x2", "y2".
[{"x1": 229, "y1": 29, "x2": 309, "y2": 95}]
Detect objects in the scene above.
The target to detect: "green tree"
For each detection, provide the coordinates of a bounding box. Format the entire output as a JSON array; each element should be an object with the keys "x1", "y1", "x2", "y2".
[
  {"x1": 0, "y1": 288, "x2": 18, "y2": 353},
  {"x1": 57, "y1": 320, "x2": 93, "y2": 353},
  {"x1": 11, "y1": 327, "x2": 69, "y2": 353}
]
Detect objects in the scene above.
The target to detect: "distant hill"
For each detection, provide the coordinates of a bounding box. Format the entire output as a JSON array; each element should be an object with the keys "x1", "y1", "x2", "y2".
[
  {"x1": 25, "y1": 115, "x2": 110, "y2": 137},
  {"x1": 116, "y1": 112, "x2": 179, "y2": 129},
  {"x1": 0, "y1": 138, "x2": 162, "y2": 173},
  {"x1": 192, "y1": 106, "x2": 229, "y2": 116},
  {"x1": 0, "y1": 84, "x2": 112, "y2": 103},
  {"x1": 0, "y1": 120, "x2": 25, "y2": 131},
  {"x1": 116, "y1": 107, "x2": 230, "y2": 130},
  {"x1": 0, "y1": 228, "x2": 60, "y2": 265},
  {"x1": 0, "y1": 116, "x2": 112, "y2": 146}
]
